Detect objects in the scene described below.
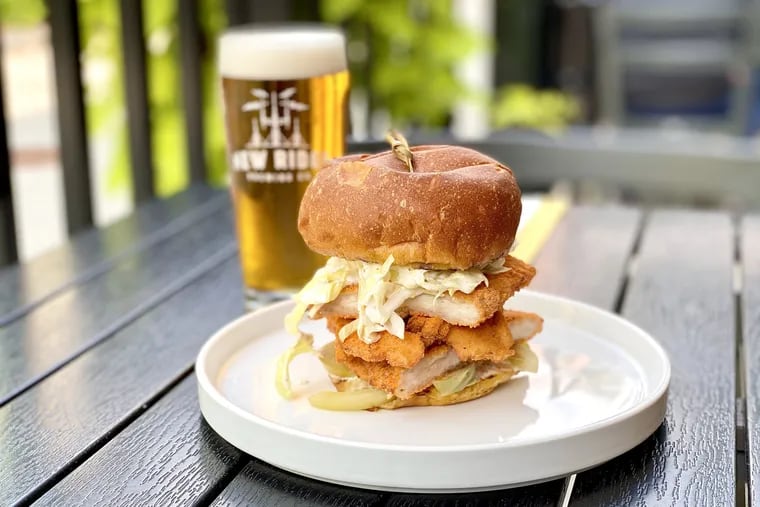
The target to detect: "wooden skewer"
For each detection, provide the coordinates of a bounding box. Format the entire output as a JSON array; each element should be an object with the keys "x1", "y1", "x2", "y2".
[{"x1": 385, "y1": 129, "x2": 414, "y2": 173}]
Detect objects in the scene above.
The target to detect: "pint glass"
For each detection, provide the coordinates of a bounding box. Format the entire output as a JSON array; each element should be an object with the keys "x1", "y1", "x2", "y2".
[{"x1": 219, "y1": 25, "x2": 348, "y2": 307}]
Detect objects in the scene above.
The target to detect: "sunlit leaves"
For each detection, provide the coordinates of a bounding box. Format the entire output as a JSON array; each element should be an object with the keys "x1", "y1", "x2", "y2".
[
  {"x1": 491, "y1": 84, "x2": 580, "y2": 133},
  {"x1": 318, "y1": 0, "x2": 363, "y2": 24},
  {"x1": 0, "y1": 0, "x2": 46, "y2": 25},
  {"x1": 321, "y1": 0, "x2": 484, "y2": 128}
]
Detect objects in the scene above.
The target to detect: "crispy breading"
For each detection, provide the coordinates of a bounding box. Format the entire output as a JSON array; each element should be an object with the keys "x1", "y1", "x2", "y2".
[
  {"x1": 405, "y1": 315, "x2": 451, "y2": 346},
  {"x1": 334, "y1": 341, "x2": 458, "y2": 398},
  {"x1": 444, "y1": 311, "x2": 515, "y2": 362},
  {"x1": 329, "y1": 308, "x2": 543, "y2": 399},
  {"x1": 314, "y1": 255, "x2": 536, "y2": 326},
  {"x1": 326, "y1": 315, "x2": 428, "y2": 368},
  {"x1": 328, "y1": 309, "x2": 540, "y2": 368},
  {"x1": 334, "y1": 337, "x2": 406, "y2": 393},
  {"x1": 502, "y1": 310, "x2": 543, "y2": 341}
]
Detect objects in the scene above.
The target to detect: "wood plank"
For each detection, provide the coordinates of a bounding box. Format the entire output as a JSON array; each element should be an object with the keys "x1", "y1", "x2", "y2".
[
  {"x1": 384, "y1": 485, "x2": 561, "y2": 507},
  {"x1": 569, "y1": 210, "x2": 736, "y2": 505},
  {"x1": 0, "y1": 185, "x2": 225, "y2": 326},
  {"x1": 211, "y1": 460, "x2": 386, "y2": 507},
  {"x1": 36, "y1": 375, "x2": 246, "y2": 506},
  {"x1": 530, "y1": 205, "x2": 642, "y2": 308},
  {"x1": 743, "y1": 214, "x2": 760, "y2": 507},
  {"x1": 0, "y1": 204, "x2": 236, "y2": 405},
  {"x1": 0, "y1": 256, "x2": 243, "y2": 505}
]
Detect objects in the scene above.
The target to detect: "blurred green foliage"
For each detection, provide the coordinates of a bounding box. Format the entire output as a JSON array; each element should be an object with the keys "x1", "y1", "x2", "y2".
[
  {"x1": 320, "y1": 0, "x2": 484, "y2": 128},
  {"x1": 79, "y1": 0, "x2": 228, "y2": 196},
  {"x1": 78, "y1": 0, "x2": 129, "y2": 194},
  {"x1": 1, "y1": 0, "x2": 577, "y2": 199},
  {"x1": 0, "y1": 0, "x2": 46, "y2": 25},
  {"x1": 492, "y1": 85, "x2": 580, "y2": 132},
  {"x1": 320, "y1": 0, "x2": 578, "y2": 131}
]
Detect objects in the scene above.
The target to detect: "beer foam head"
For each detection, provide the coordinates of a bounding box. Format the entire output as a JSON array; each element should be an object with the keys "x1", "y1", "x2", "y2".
[{"x1": 219, "y1": 25, "x2": 347, "y2": 80}]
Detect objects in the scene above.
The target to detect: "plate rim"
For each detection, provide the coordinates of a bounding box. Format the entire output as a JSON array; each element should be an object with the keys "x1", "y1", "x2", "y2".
[{"x1": 196, "y1": 289, "x2": 671, "y2": 453}]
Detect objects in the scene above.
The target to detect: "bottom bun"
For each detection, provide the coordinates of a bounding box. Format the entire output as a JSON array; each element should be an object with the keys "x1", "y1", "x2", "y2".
[{"x1": 332, "y1": 370, "x2": 518, "y2": 410}]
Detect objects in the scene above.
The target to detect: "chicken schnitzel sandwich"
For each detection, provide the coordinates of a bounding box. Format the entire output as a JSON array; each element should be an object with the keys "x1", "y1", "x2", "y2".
[{"x1": 277, "y1": 132, "x2": 542, "y2": 410}]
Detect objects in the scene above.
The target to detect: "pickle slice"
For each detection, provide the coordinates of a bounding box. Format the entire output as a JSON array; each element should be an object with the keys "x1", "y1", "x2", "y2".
[{"x1": 309, "y1": 388, "x2": 390, "y2": 411}]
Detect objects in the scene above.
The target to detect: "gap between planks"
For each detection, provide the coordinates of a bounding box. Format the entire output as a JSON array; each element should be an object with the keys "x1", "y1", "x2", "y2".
[
  {"x1": 0, "y1": 243, "x2": 237, "y2": 408},
  {"x1": 0, "y1": 192, "x2": 228, "y2": 327},
  {"x1": 558, "y1": 209, "x2": 647, "y2": 506},
  {"x1": 13, "y1": 368, "x2": 197, "y2": 506},
  {"x1": 734, "y1": 218, "x2": 750, "y2": 507}
]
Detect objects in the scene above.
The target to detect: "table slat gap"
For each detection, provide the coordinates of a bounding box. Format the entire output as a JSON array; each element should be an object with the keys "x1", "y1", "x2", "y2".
[
  {"x1": 210, "y1": 458, "x2": 388, "y2": 507},
  {"x1": 0, "y1": 204, "x2": 237, "y2": 406},
  {"x1": 612, "y1": 210, "x2": 648, "y2": 315},
  {"x1": 0, "y1": 257, "x2": 245, "y2": 505},
  {"x1": 736, "y1": 273, "x2": 749, "y2": 507},
  {"x1": 530, "y1": 205, "x2": 644, "y2": 310},
  {"x1": 191, "y1": 456, "x2": 250, "y2": 507},
  {"x1": 733, "y1": 213, "x2": 750, "y2": 507},
  {"x1": 740, "y1": 214, "x2": 760, "y2": 507},
  {"x1": 569, "y1": 210, "x2": 737, "y2": 506},
  {"x1": 36, "y1": 375, "x2": 249, "y2": 507},
  {"x1": 16, "y1": 370, "x2": 196, "y2": 506},
  {"x1": 0, "y1": 243, "x2": 236, "y2": 407}
]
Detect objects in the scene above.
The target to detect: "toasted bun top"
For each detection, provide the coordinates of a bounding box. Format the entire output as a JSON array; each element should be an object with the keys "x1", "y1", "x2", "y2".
[{"x1": 298, "y1": 145, "x2": 521, "y2": 269}]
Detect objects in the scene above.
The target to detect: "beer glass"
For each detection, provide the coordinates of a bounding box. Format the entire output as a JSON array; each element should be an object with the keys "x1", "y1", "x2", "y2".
[{"x1": 219, "y1": 25, "x2": 348, "y2": 308}]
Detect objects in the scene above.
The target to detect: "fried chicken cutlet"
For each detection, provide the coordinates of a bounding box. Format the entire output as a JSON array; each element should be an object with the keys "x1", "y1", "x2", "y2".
[
  {"x1": 328, "y1": 310, "x2": 543, "y2": 397},
  {"x1": 314, "y1": 255, "x2": 536, "y2": 327}
]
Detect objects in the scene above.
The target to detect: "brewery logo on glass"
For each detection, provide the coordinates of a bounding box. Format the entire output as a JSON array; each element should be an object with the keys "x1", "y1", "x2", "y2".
[
  {"x1": 219, "y1": 25, "x2": 348, "y2": 303},
  {"x1": 227, "y1": 80, "x2": 324, "y2": 184}
]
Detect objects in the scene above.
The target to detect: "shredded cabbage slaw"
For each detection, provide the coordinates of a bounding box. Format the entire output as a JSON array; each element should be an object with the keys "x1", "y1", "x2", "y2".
[{"x1": 285, "y1": 255, "x2": 509, "y2": 344}]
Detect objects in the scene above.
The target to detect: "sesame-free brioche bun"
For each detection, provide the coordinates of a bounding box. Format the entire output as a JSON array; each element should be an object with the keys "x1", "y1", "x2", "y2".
[{"x1": 298, "y1": 145, "x2": 522, "y2": 269}]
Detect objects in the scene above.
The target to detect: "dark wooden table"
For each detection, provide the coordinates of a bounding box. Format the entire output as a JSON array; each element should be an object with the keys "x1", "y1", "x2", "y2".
[{"x1": 1, "y1": 183, "x2": 758, "y2": 506}]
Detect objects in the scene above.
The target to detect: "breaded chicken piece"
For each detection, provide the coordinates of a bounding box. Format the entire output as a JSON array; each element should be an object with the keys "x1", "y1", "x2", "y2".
[
  {"x1": 334, "y1": 339, "x2": 529, "y2": 400},
  {"x1": 335, "y1": 342, "x2": 461, "y2": 399},
  {"x1": 330, "y1": 308, "x2": 544, "y2": 399},
  {"x1": 502, "y1": 310, "x2": 543, "y2": 342},
  {"x1": 327, "y1": 315, "x2": 429, "y2": 368},
  {"x1": 329, "y1": 310, "x2": 542, "y2": 368},
  {"x1": 444, "y1": 311, "x2": 515, "y2": 362},
  {"x1": 326, "y1": 313, "x2": 450, "y2": 368},
  {"x1": 314, "y1": 255, "x2": 536, "y2": 326},
  {"x1": 406, "y1": 314, "x2": 451, "y2": 343}
]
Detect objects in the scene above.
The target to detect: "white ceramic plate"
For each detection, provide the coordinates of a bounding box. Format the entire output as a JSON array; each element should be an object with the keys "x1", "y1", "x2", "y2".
[{"x1": 196, "y1": 291, "x2": 670, "y2": 493}]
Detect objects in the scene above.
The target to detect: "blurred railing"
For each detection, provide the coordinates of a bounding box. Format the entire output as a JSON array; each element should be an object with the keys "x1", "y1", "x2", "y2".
[
  {"x1": 1, "y1": 1, "x2": 760, "y2": 267},
  {"x1": 0, "y1": 0, "x2": 293, "y2": 265},
  {"x1": 350, "y1": 127, "x2": 760, "y2": 209},
  {"x1": 0, "y1": 49, "x2": 14, "y2": 265}
]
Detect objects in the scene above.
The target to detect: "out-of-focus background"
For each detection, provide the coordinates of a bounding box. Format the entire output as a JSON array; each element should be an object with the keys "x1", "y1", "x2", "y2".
[{"x1": 2, "y1": 0, "x2": 760, "y2": 261}]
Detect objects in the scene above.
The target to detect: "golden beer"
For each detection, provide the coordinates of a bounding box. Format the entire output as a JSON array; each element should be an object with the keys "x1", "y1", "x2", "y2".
[{"x1": 219, "y1": 26, "x2": 348, "y2": 305}]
